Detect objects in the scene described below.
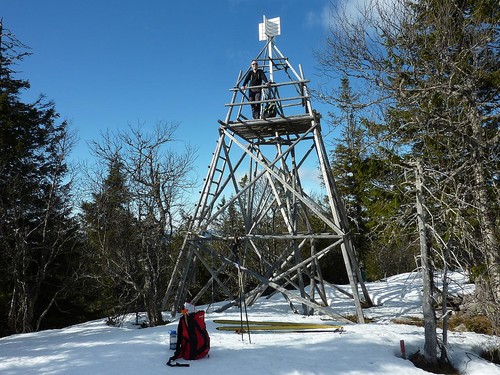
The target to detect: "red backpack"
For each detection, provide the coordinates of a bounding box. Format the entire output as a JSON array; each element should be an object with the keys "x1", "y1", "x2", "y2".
[{"x1": 167, "y1": 310, "x2": 210, "y2": 367}]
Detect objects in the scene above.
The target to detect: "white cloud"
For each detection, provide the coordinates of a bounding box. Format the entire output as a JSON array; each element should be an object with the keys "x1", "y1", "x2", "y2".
[
  {"x1": 298, "y1": 164, "x2": 324, "y2": 195},
  {"x1": 315, "y1": 0, "x2": 399, "y2": 37},
  {"x1": 305, "y1": 5, "x2": 331, "y2": 30}
]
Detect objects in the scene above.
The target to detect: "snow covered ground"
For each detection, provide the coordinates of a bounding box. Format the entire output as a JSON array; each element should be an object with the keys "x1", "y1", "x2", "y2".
[{"x1": 0, "y1": 272, "x2": 498, "y2": 374}]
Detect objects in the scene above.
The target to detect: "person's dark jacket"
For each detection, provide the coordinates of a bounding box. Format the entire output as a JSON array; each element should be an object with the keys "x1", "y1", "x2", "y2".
[{"x1": 242, "y1": 69, "x2": 268, "y2": 92}]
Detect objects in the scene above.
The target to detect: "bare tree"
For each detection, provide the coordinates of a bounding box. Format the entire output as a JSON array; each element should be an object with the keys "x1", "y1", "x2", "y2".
[{"x1": 82, "y1": 121, "x2": 197, "y2": 326}]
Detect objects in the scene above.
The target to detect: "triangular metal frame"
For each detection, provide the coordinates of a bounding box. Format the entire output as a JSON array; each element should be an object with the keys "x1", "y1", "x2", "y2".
[{"x1": 162, "y1": 23, "x2": 373, "y2": 323}]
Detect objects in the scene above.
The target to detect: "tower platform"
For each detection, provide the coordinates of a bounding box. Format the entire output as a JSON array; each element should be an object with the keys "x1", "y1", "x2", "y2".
[{"x1": 221, "y1": 113, "x2": 321, "y2": 140}]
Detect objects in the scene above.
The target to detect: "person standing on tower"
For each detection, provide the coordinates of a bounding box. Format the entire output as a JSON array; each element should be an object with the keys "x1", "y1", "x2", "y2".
[{"x1": 241, "y1": 60, "x2": 270, "y2": 119}]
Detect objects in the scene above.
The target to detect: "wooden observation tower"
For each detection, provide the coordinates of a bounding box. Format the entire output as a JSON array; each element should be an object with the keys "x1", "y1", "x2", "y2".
[{"x1": 163, "y1": 16, "x2": 372, "y2": 323}]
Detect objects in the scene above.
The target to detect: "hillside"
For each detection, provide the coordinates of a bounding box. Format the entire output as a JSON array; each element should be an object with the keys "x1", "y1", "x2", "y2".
[{"x1": 0, "y1": 272, "x2": 498, "y2": 375}]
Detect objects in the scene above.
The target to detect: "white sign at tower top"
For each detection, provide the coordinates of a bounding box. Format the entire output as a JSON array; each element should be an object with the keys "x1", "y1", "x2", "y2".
[{"x1": 259, "y1": 16, "x2": 281, "y2": 41}]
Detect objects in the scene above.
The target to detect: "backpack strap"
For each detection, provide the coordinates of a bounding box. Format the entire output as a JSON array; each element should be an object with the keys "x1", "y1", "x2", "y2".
[
  {"x1": 167, "y1": 357, "x2": 190, "y2": 367},
  {"x1": 171, "y1": 320, "x2": 182, "y2": 360},
  {"x1": 170, "y1": 314, "x2": 188, "y2": 361},
  {"x1": 166, "y1": 314, "x2": 191, "y2": 367}
]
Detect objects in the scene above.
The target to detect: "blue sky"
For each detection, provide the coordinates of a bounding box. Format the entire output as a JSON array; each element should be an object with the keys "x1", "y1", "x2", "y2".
[{"x1": 2, "y1": 0, "x2": 340, "y2": 195}]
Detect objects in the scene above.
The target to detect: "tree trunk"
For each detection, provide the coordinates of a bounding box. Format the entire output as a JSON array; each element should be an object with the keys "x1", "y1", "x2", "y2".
[
  {"x1": 8, "y1": 231, "x2": 37, "y2": 333},
  {"x1": 143, "y1": 259, "x2": 164, "y2": 327},
  {"x1": 469, "y1": 107, "x2": 500, "y2": 333},
  {"x1": 416, "y1": 161, "x2": 438, "y2": 365}
]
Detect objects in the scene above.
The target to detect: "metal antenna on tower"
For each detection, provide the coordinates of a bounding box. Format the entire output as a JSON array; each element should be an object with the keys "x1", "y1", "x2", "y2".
[{"x1": 259, "y1": 16, "x2": 280, "y2": 82}]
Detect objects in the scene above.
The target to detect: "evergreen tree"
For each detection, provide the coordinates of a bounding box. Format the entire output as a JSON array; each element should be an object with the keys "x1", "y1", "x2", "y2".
[
  {"x1": 327, "y1": 77, "x2": 416, "y2": 280},
  {"x1": 81, "y1": 156, "x2": 143, "y2": 322},
  {"x1": 0, "y1": 21, "x2": 79, "y2": 334},
  {"x1": 330, "y1": 77, "x2": 368, "y2": 256}
]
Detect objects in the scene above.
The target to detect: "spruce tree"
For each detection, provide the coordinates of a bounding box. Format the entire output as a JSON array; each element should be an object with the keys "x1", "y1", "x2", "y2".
[
  {"x1": 327, "y1": 77, "x2": 415, "y2": 280},
  {"x1": 0, "y1": 21, "x2": 78, "y2": 334},
  {"x1": 81, "y1": 156, "x2": 142, "y2": 322}
]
